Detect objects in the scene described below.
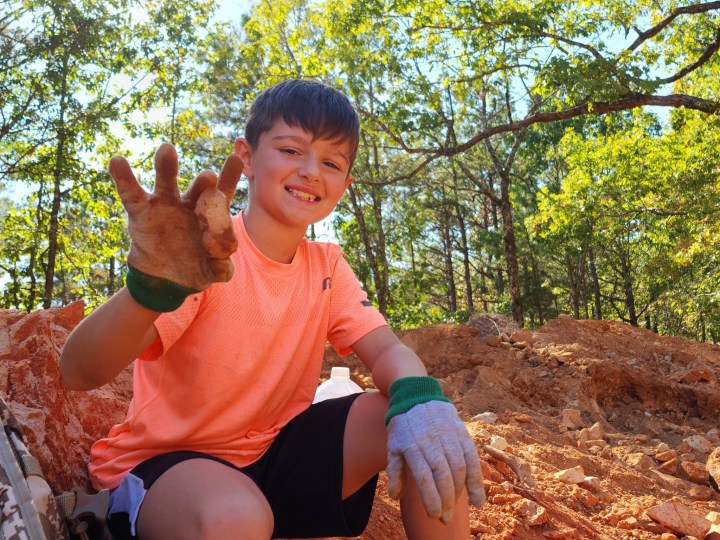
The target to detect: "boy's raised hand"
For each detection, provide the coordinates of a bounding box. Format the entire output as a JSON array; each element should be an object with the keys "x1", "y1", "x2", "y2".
[{"x1": 109, "y1": 144, "x2": 243, "y2": 311}]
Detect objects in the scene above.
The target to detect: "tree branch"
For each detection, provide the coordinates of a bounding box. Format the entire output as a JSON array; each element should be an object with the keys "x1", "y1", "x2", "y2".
[
  {"x1": 359, "y1": 92, "x2": 720, "y2": 184},
  {"x1": 628, "y1": 1, "x2": 720, "y2": 51},
  {"x1": 652, "y1": 28, "x2": 720, "y2": 84}
]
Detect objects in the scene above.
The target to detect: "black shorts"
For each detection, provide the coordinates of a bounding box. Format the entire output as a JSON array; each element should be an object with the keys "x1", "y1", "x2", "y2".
[{"x1": 107, "y1": 393, "x2": 378, "y2": 539}]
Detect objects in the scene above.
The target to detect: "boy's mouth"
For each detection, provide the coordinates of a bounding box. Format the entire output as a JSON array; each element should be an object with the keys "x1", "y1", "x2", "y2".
[{"x1": 287, "y1": 187, "x2": 319, "y2": 202}]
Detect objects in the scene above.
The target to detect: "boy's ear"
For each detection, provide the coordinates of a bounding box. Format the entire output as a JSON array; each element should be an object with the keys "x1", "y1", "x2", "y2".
[
  {"x1": 344, "y1": 174, "x2": 354, "y2": 189},
  {"x1": 233, "y1": 138, "x2": 253, "y2": 178}
]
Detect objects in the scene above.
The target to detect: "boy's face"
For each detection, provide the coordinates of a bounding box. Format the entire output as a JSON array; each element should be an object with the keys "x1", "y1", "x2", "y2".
[{"x1": 235, "y1": 121, "x2": 354, "y2": 231}]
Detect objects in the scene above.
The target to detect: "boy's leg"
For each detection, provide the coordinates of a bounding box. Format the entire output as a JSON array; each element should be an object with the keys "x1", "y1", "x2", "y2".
[
  {"x1": 136, "y1": 458, "x2": 274, "y2": 540},
  {"x1": 343, "y1": 391, "x2": 471, "y2": 540}
]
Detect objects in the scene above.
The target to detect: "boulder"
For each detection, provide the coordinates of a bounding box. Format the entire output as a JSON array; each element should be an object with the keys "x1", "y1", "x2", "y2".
[{"x1": 0, "y1": 302, "x2": 132, "y2": 492}]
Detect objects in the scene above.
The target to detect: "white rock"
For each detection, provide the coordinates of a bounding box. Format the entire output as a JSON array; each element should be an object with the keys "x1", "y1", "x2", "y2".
[
  {"x1": 489, "y1": 436, "x2": 509, "y2": 450},
  {"x1": 554, "y1": 465, "x2": 585, "y2": 484},
  {"x1": 580, "y1": 476, "x2": 602, "y2": 492},
  {"x1": 472, "y1": 412, "x2": 498, "y2": 424},
  {"x1": 684, "y1": 435, "x2": 713, "y2": 453},
  {"x1": 656, "y1": 442, "x2": 670, "y2": 453},
  {"x1": 707, "y1": 447, "x2": 720, "y2": 491}
]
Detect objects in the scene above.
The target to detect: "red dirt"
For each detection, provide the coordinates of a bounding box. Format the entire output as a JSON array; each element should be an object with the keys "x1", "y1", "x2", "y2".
[
  {"x1": 2, "y1": 306, "x2": 719, "y2": 539},
  {"x1": 319, "y1": 314, "x2": 720, "y2": 539}
]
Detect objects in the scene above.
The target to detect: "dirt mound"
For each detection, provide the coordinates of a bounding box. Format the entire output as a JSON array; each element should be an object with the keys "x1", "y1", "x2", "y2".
[
  {"x1": 325, "y1": 315, "x2": 720, "y2": 539},
  {"x1": 1, "y1": 305, "x2": 719, "y2": 538}
]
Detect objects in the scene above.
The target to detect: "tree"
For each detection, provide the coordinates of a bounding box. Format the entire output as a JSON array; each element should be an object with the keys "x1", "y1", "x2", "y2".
[
  {"x1": 0, "y1": 0, "x2": 224, "y2": 311},
  {"x1": 529, "y1": 109, "x2": 720, "y2": 333}
]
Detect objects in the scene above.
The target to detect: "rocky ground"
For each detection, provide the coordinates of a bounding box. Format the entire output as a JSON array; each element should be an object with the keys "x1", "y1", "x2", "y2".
[{"x1": 1, "y1": 304, "x2": 719, "y2": 539}]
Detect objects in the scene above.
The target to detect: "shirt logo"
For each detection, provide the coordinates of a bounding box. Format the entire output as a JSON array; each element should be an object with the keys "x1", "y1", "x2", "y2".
[
  {"x1": 361, "y1": 300, "x2": 372, "y2": 307},
  {"x1": 322, "y1": 277, "x2": 332, "y2": 291}
]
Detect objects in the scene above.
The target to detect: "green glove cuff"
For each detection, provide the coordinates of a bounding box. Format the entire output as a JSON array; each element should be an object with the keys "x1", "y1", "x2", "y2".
[
  {"x1": 385, "y1": 376, "x2": 450, "y2": 426},
  {"x1": 125, "y1": 265, "x2": 199, "y2": 312}
]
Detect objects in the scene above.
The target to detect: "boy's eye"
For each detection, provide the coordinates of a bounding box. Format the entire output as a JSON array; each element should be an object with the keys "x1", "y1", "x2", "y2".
[
  {"x1": 324, "y1": 161, "x2": 341, "y2": 170},
  {"x1": 280, "y1": 148, "x2": 299, "y2": 155}
]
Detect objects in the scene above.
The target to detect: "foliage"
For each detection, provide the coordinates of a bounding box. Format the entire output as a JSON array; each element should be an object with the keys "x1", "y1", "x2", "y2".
[
  {"x1": 2, "y1": 0, "x2": 720, "y2": 343},
  {"x1": 0, "y1": 0, "x2": 223, "y2": 310}
]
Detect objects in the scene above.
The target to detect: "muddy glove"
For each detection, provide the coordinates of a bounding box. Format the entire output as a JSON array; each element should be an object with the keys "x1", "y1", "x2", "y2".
[
  {"x1": 385, "y1": 376, "x2": 486, "y2": 524},
  {"x1": 109, "y1": 143, "x2": 243, "y2": 312}
]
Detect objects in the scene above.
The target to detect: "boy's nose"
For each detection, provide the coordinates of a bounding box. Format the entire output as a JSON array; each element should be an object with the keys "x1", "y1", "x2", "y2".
[{"x1": 299, "y1": 158, "x2": 321, "y2": 181}]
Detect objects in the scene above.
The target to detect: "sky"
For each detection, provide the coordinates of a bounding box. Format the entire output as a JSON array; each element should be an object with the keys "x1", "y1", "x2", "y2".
[{"x1": 215, "y1": 0, "x2": 250, "y2": 22}]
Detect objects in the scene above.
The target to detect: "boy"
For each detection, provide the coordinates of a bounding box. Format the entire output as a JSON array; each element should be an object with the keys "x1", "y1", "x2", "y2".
[{"x1": 60, "y1": 79, "x2": 485, "y2": 540}]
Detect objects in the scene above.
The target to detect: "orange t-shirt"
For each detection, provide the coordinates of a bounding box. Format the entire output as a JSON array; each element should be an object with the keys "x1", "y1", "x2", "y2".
[{"x1": 89, "y1": 214, "x2": 388, "y2": 490}]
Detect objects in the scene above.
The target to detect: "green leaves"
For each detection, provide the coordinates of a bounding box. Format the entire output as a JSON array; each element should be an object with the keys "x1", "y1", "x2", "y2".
[{"x1": 2, "y1": 0, "x2": 720, "y2": 339}]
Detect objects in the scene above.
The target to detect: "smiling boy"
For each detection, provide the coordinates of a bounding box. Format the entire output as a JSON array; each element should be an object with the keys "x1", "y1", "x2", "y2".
[{"x1": 60, "y1": 79, "x2": 484, "y2": 540}]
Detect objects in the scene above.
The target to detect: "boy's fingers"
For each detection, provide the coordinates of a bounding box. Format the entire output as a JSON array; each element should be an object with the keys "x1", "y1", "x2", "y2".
[
  {"x1": 153, "y1": 143, "x2": 181, "y2": 198},
  {"x1": 386, "y1": 454, "x2": 405, "y2": 500},
  {"x1": 460, "y1": 434, "x2": 486, "y2": 506},
  {"x1": 442, "y1": 434, "x2": 467, "y2": 498},
  {"x1": 183, "y1": 170, "x2": 218, "y2": 207},
  {"x1": 217, "y1": 154, "x2": 244, "y2": 204},
  {"x1": 195, "y1": 189, "x2": 237, "y2": 258},
  {"x1": 406, "y1": 450, "x2": 442, "y2": 519},
  {"x1": 428, "y1": 459, "x2": 455, "y2": 522},
  {"x1": 109, "y1": 155, "x2": 146, "y2": 207},
  {"x1": 206, "y1": 258, "x2": 235, "y2": 283}
]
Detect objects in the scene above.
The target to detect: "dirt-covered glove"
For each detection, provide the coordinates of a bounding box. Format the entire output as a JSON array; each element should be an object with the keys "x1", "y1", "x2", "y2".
[
  {"x1": 385, "y1": 376, "x2": 486, "y2": 524},
  {"x1": 109, "y1": 143, "x2": 243, "y2": 312}
]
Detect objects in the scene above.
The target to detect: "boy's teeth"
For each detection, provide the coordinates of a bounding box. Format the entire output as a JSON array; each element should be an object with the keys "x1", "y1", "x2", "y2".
[{"x1": 288, "y1": 188, "x2": 317, "y2": 201}]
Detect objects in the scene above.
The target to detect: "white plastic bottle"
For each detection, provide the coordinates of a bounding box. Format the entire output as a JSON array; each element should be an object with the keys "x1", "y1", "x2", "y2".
[{"x1": 312, "y1": 367, "x2": 363, "y2": 403}]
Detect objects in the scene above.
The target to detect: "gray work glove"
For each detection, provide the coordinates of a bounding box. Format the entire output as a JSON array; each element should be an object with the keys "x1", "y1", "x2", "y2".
[{"x1": 386, "y1": 397, "x2": 486, "y2": 524}]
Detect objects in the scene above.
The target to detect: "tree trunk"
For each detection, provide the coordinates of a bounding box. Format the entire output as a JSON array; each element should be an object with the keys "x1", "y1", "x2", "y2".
[
  {"x1": 588, "y1": 246, "x2": 602, "y2": 319},
  {"x1": 440, "y1": 211, "x2": 457, "y2": 312},
  {"x1": 499, "y1": 174, "x2": 523, "y2": 324},
  {"x1": 490, "y1": 198, "x2": 504, "y2": 295},
  {"x1": 43, "y1": 53, "x2": 69, "y2": 309},
  {"x1": 618, "y1": 245, "x2": 638, "y2": 326},
  {"x1": 108, "y1": 255, "x2": 117, "y2": 296},
  {"x1": 369, "y1": 185, "x2": 390, "y2": 313},
  {"x1": 566, "y1": 256, "x2": 580, "y2": 319},
  {"x1": 456, "y1": 206, "x2": 474, "y2": 313},
  {"x1": 28, "y1": 183, "x2": 44, "y2": 311},
  {"x1": 526, "y1": 248, "x2": 544, "y2": 325},
  {"x1": 347, "y1": 184, "x2": 388, "y2": 316}
]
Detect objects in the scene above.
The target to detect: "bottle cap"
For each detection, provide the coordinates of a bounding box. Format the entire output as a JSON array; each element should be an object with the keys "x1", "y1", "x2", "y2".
[{"x1": 330, "y1": 367, "x2": 351, "y2": 379}]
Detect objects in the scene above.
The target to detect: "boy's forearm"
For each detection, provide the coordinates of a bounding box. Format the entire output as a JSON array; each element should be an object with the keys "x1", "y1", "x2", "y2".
[
  {"x1": 352, "y1": 326, "x2": 427, "y2": 395},
  {"x1": 370, "y1": 343, "x2": 427, "y2": 395},
  {"x1": 60, "y1": 287, "x2": 160, "y2": 391}
]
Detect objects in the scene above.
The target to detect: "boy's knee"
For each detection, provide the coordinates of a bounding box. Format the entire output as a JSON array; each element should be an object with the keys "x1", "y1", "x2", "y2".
[
  {"x1": 345, "y1": 391, "x2": 390, "y2": 461},
  {"x1": 349, "y1": 391, "x2": 389, "y2": 434},
  {"x1": 193, "y1": 498, "x2": 274, "y2": 540}
]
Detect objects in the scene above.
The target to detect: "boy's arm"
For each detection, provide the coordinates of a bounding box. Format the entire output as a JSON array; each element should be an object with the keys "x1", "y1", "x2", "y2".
[
  {"x1": 60, "y1": 144, "x2": 243, "y2": 391},
  {"x1": 351, "y1": 325, "x2": 427, "y2": 394},
  {"x1": 60, "y1": 288, "x2": 160, "y2": 390},
  {"x1": 352, "y1": 326, "x2": 486, "y2": 524}
]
